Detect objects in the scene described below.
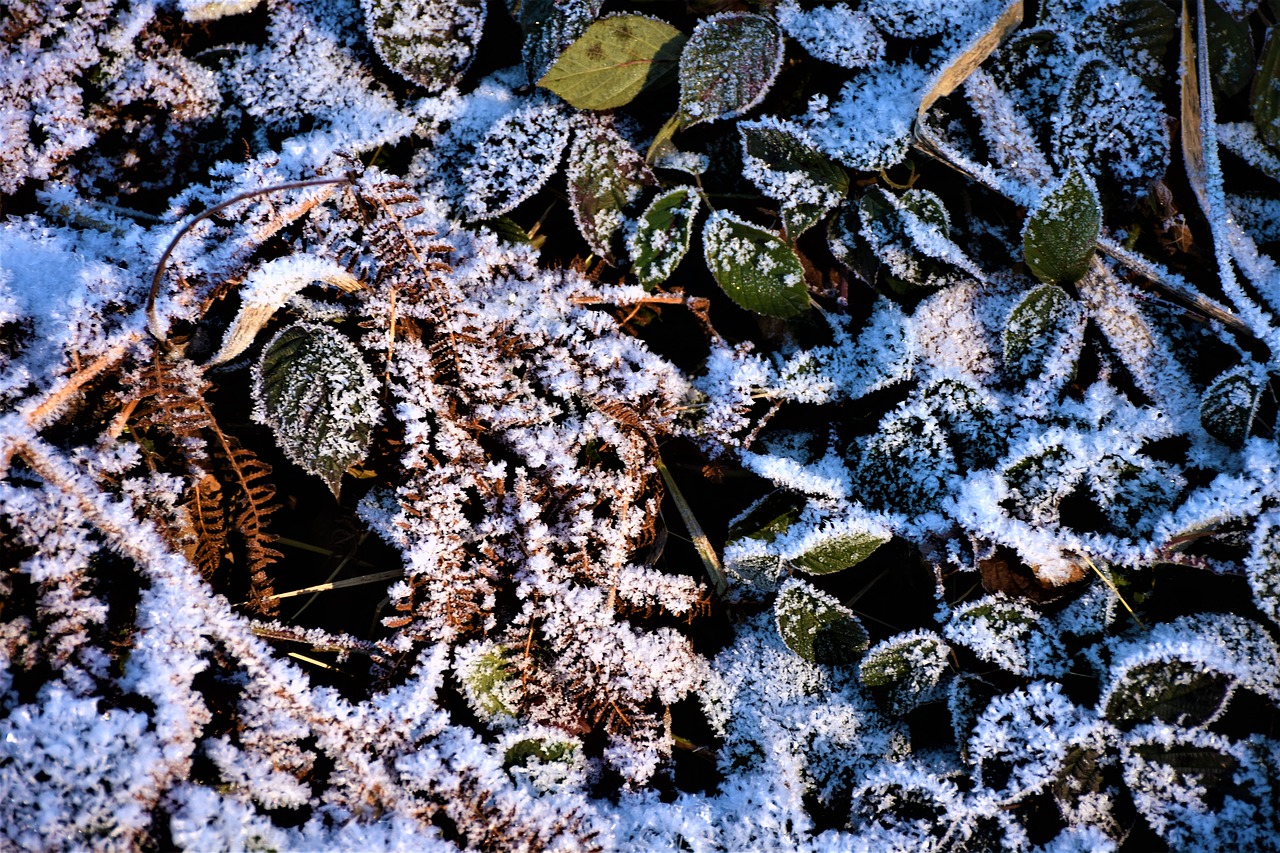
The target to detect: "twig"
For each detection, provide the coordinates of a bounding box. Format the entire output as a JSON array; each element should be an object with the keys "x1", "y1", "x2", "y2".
[{"x1": 147, "y1": 176, "x2": 353, "y2": 341}]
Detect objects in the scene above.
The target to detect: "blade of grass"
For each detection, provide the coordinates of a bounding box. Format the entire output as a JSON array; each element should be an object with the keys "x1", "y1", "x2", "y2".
[{"x1": 655, "y1": 454, "x2": 728, "y2": 596}]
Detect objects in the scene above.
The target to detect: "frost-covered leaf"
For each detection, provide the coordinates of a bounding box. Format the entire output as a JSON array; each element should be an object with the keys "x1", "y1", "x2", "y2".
[
  {"x1": 456, "y1": 641, "x2": 522, "y2": 721},
  {"x1": 179, "y1": 0, "x2": 261, "y2": 21},
  {"x1": 1090, "y1": 0, "x2": 1179, "y2": 87},
  {"x1": 854, "y1": 409, "x2": 958, "y2": 516},
  {"x1": 251, "y1": 322, "x2": 380, "y2": 498},
  {"x1": 1247, "y1": 509, "x2": 1280, "y2": 628},
  {"x1": 537, "y1": 15, "x2": 685, "y2": 110},
  {"x1": 921, "y1": 377, "x2": 1004, "y2": 470},
  {"x1": 1252, "y1": 27, "x2": 1280, "y2": 148},
  {"x1": 627, "y1": 187, "x2": 700, "y2": 289},
  {"x1": 1206, "y1": 0, "x2": 1254, "y2": 98},
  {"x1": 945, "y1": 594, "x2": 1065, "y2": 677},
  {"x1": 1052, "y1": 58, "x2": 1171, "y2": 194},
  {"x1": 1022, "y1": 169, "x2": 1101, "y2": 286},
  {"x1": 1200, "y1": 363, "x2": 1266, "y2": 447},
  {"x1": 967, "y1": 682, "x2": 1097, "y2": 796},
  {"x1": 1100, "y1": 613, "x2": 1280, "y2": 729},
  {"x1": 1003, "y1": 283, "x2": 1086, "y2": 383},
  {"x1": 774, "y1": 0, "x2": 884, "y2": 70},
  {"x1": 678, "y1": 13, "x2": 784, "y2": 126},
  {"x1": 499, "y1": 729, "x2": 585, "y2": 792},
  {"x1": 703, "y1": 211, "x2": 810, "y2": 318},
  {"x1": 775, "y1": 578, "x2": 869, "y2": 664},
  {"x1": 784, "y1": 522, "x2": 891, "y2": 576},
  {"x1": 1121, "y1": 726, "x2": 1278, "y2": 852},
  {"x1": 859, "y1": 188, "x2": 963, "y2": 298},
  {"x1": 521, "y1": 0, "x2": 603, "y2": 84},
  {"x1": 740, "y1": 119, "x2": 849, "y2": 238},
  {"x1": 726, "y1": 490, "x2": 805, "y2": 543},
  {"x1": 460, "y1": 100, "x2": 571, "y2": 220},
  {"x1": 208, "y1": 256, "x2": 363, "y2": 367},
  {"x1": 566, "y1": 118, "x2": 655, "y2": 261},
  {"x1": 362, "y1": 0, "x2": 486, "y2": 91},
  {"x1": 860, "y1": 629, "x2": 953, "y2": 712}
]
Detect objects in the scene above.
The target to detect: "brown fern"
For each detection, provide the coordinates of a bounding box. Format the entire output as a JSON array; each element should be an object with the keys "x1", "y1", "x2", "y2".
[{"x1": 183, "y1": 473, "x2": 228, "y2": 579}]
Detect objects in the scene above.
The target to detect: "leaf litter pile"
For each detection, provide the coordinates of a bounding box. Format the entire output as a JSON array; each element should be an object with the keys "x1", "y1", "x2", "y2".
[{"x1": 3, "y1": 0, "x2": 1280, "y2": 849}]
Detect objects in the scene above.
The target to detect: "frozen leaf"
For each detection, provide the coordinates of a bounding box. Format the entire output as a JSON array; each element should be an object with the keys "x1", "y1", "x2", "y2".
[
  {"x1": 1247, "y1": 509, "x2": 1280, "y2": 627},
  {"x1": 179, "y1": 0, "x2": 262, "y2": 21},
  {"x1": 537, "y1": 15, "x2": 685, "y2": 110},
  {"x1": 1003, "y1": 283, "x2": 1086, "y2": 383},
  {"x1": 774, "y1": 0, "x2": 884, "y2": 70},
  {"x1": 703, "y1": 211, "x2": 810, "y2": 318},
  {"x1": 945, "y1": 594, "x2": 1064, "y2": 677},
  {"x1": 460, "y1": 100, "x2": 572, "y2": 220},
  {"x1": 1091, "y1": 0, "x2": 1179, "y2": 87},
  {"x1": 967, "y1": 682, "x2": 1096, "y2": 796},
  {"x1": 785, "y1": 525, "x2": 891, "y2": 576},
  {"x1": 362, "y1": 0, "x2": 486, "y2": 91},
  {"x1": 522, "y1": 0, "x2": 603, "y2": 84},
  {"x1": 208, "y1": 256, "x2": 363, "y2": 367},
  {"x1": 1205, "y1": 0, "x2": 1254, "y2": 97},
  {"x1": 678, "y1": 13, "x2": 784, "y2": 126},
  {"x1": 859, "y1": 188, "x2": 964, "y2": 298},
  {"x1": 1100, "y1": 613, "x2": 1280, "y2": 729},
  {"x1": 860, "y1": 629, "x2": 953, "y2": 712},
  {"x1": 1252, "y1": 27, "x2": 1280, "y2": 147},
  {"x1": 566, "y1": 118, "x2": 655, "y2": 262},
  {"x1": 726, "y1": 490, "x2": 805, "y2": 542},
  {"x1": 251, "y1": 322, "x2": 380, "y2": 498},
  {"x1": 456, "y1": 642, "x2": 522, "y2": 720},
  {"x1": 1053, "y1": 58, "x2": 1171, "y2": 194},
  {"x1": 921, "y1": 377, "x2": 1004, "y2": 470},
  {"x1": 915, "y1": 0, "x2": 1025, "y2": 119},
  {"x1": 1023, "y1": 168, "x2": 1101, "y2": 285},
  {"x1": 855, "y1": 410, "x2": 958, "y2": 516},
  {"x1": 739, "y1": 120, "x2": 849, "y2": 238},
  {"x1": 627, "y1": 187, "x2": 700, "y2": 289},
  {"x1": 775, "y1": 578, "x2": 869, "y2": 664},
  {"x1": 1200, "y1": 363, "x2": 1266, "y2": 447}
]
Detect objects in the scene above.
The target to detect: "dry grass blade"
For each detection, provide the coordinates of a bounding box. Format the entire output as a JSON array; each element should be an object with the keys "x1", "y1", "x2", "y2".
[{"x1": 655, "y1": 455, "x2": 727, "y2": 596}]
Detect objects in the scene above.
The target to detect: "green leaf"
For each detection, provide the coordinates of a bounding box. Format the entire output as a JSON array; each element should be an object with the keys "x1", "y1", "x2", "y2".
[
  {"x1": 459, "y1": 643, "x2": 521, "y2": 720},
  {"x1": 566, "y1": 118, "x2": 655, "y2": 262},
  {"x1": 627, "y1": 186, "x2": 700, "y2": 289},
  {"x1": 1200, "y1": 364, "x2": 1265, "y2": 447},
  {"x1": 537, "y1": 15, "x2": 685, "y2": 110},
  {"x1": 775, "y1": 578, "x2": 869, "y2": 664},
  {"x1": 858, "y1": 188, "x2": 963, "y2": 299},
  {"x1": 1090, "y1": 0, "x2": 1178, "y2": 88},
  {"x1": 860, "y1": 629, "x2": 952, "y2": 713},
  {"x1": 1023, "y1": 168, "x2": 1101, "y2": 285},
  {"x1": 739, "y1": 121, "x2": 849, "y2": 238},
  {"x1": 826, "y1": 202, "x2": 862, "y2": 271},
  {"x1": 1205, "y1": 0, "x2": 1254, "y2": 98},
  {"x1": 702, "y1": 211, "x2": 810, "y2": 318},
  {"x1": 1003, "y1": 284, "x2": 1086, "y2": 383},
  {"x1": 788, "y1": 528, "x2": 891, "y2": 576},
  {"x1": 1254, "y1": 27, "x2": 1280, "y2": 149},
  {"x1": 251, "y1": 322, "x2": 380, "y2": 498},
  {"x1": 679, "y1": 13, "x2": 784, "y2": 126},
  {"x1": 726, "y1": 490, "x2": 805, "y2": 543},
  {"x1": 363, "y1": 0, "x2": 486, "y2": 91},
  {"x1": 1104, "y1": 658, "x2": 1235, "y2": 728},
  {"x1": 522, "y1": 0, "x2": 602, "y2": 85}
]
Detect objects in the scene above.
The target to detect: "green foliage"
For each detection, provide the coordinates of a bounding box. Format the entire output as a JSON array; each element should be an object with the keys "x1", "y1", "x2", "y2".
[
  {"x1": 1200, "y1": 364, "x2": 1265, "y2": 447},
  {"x1": 362, "y1": 0, "x2": 486, "y2": 91},
  {"x1": 537, "y1": 15, "x2": 685, "y2": 110},
  {"x1": 775, "y1": 578, "x2": 869, "y2": 664},
  {"x1": 1103, "y1": 658, "x2": 1236, "y2": 728},
  {"x1": 678, "y1": 13, "x2": 784, "y2": 126},
  {"x1": 739, "y1": 121, "x2": 849, "y2": 238},
  {"x1": 860, "y1": 630, "x2": 952, "y2": 712},
  {"x1": 627, "y1": 187, "x2": 700, "y2": 289},
  {"x1": 1003, "y1": 283, "x2": 1085, "y2": 383},
  {"x1": 702, "y1": 211, "x2": 809, "y2": 317},
  {"x1": 566, "y1": 118, "x2": 655, "y2": 261},
  {"x1": 251, "y1": 322, "x2": 380, "y2": 498},
  {"x1": 1022, "y1": 168, "x2": 1101, "y2": 285}
]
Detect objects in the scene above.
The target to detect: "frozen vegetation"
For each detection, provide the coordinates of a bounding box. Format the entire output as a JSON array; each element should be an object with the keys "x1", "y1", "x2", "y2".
[{"x1": 2, "y1": 0, "x2": 1280, "y2": 849}]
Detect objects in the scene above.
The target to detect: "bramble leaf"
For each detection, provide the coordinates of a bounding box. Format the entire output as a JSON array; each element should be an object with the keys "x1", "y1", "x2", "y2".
[
  {"x1": 1200, "y1": 364, "x2": 1265, "y2": 447},
  {"x1": 627, "y1": 186, "x2": 700, "y2": 289},
  {"x1": 362, "y1": 0, "x2": 486, "y2": 91},
  {"x1": 678, "y1": 13, "x2": 784, "y2": 126},
  {"x1": 775, "y1": 578, "x2": 869, "y2": 664},
  {"x1": 566, "y1": 118, "x2": 655, "y2": 262},
  {"x1": 740, "y1": 120, "x2": 849, "y2": 238},
  {"x1": 703, "y1": 211, "x2": 809, "y2": 318},
  {"x1": 1003, "y1": 284, "x2": 1086, "y2": 383},
  {"x1": 251, "y1": 323, "x2": 380, "y2": 498},
  {"x1": 537, "y1": 15, "x2": 685, "y2": 110},
  {"x1": 1023, "y1": 168, "x2": 1100, "y2": 285}
]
